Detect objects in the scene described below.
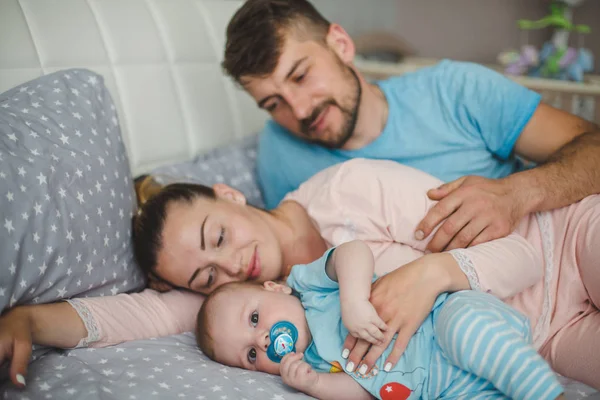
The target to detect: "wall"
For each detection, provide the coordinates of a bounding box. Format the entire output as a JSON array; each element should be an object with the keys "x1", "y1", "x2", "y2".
[{"x1": 311, "y1": 0, "x2": 598, "y2": 73}]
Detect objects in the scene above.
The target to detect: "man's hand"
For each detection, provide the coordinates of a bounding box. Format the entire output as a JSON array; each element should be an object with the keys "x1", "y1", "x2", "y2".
[
  {"x1": 415, "y1": 175, "x2": 527, "y2": 252},
  {"x1": 341, "y1": 298, "x2": 387, "y2": 345},
  {"x1": 0, "y1": 308, "x2": 34, "y2": 388},
  {"x1": 280, "y1": 352, "x2": 319, "y2": 393}
]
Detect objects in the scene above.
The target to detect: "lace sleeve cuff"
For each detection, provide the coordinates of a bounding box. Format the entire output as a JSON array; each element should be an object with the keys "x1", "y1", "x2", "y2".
[
  {"x1": 65, "y1": 299, "x2": 101, "y2": 348},
  {"x1": 448, "y1": 250, "x2": 482, "y2": 291}
]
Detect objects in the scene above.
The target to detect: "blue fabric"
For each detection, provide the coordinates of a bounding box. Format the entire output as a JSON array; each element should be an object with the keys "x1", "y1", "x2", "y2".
[
  {"x1": 257, "y1": 60, "x2": 542, "y2": 208},
  {"x1": 286, "y1": 252, "x2": 562, "y2": 400}
]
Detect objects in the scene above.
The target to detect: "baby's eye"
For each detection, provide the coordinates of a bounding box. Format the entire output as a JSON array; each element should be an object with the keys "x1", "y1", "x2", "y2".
[
  {"x1": 247, "y1": 348, "x2": 257, "y2": 364},
  {"x1": 250, "y1": 311, "x2": 259, "y2": 327}
]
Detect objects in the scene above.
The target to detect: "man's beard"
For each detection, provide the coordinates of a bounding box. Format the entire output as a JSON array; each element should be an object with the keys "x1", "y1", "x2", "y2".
[{"x1": 299, "y1": 66, "x2": 362, "y2": 149}]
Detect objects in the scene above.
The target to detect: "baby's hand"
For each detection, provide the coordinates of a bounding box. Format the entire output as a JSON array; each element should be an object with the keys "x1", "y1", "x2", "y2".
[
  {"x1": 280, "y1": 352, "x2": 319, "y2": 393},
  {"x1": 341, "y1": 298, "x2": 387, "y2": 344}
]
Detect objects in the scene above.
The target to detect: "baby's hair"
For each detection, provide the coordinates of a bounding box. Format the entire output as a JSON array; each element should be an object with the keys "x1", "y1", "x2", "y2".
[{"x1": 196, "y1": 281, "x2": 263, "y2": 361}]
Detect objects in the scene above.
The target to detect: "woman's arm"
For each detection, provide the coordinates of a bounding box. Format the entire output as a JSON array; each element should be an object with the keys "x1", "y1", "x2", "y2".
[
  {"x1": 0, "y1": 302, "x2": 86, "y2": 387},
  {"x1": 0, "y1": 289, "x2": 203, "y2": 387},
  {"x1": 68, "y1": 289, "x2": 204, "y2": 348}
]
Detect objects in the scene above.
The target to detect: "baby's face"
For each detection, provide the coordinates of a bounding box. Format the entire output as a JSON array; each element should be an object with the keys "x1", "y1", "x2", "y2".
[{"x1": 207, "y1": 283, "x2": 311, "y2": 375}]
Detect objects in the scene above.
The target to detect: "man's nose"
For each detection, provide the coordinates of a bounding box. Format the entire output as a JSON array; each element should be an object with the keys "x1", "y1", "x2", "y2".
[{"x1": 286, "y1": 92, "x2": 312, "y2": 121}]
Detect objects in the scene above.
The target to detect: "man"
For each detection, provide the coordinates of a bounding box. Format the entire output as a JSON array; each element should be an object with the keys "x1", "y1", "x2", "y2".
[{"x1": 221, "y1": 0, "x2": 600, "y2": 373}]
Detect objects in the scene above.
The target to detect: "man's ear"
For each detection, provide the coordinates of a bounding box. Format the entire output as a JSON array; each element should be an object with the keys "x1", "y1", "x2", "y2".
[
  {"x1": 326, "y1": 23, "x2": 355, "y2": 64},
  {"x1": 213, "y1": 183, "x2": 247, "y2": 205},
  {"x1": 263, "y1": 281, "x2": 293, "y2": 295}
]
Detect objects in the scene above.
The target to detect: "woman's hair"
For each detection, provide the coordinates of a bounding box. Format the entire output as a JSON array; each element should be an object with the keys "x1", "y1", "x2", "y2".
[
  {"x1": 196, "y1": 281, "x2": 261, "y2": 362},
  {"x1": 131, "y1": 183, "x2": 216, "y2": 279},
  {"x1": 222, "y1": 0, "x2": 330, "y2": 84}
]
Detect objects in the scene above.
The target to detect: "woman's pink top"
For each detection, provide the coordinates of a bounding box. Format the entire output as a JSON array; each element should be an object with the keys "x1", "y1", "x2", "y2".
[{"x1": 68, "y1": 159, "x2": 581, "y2": 349}]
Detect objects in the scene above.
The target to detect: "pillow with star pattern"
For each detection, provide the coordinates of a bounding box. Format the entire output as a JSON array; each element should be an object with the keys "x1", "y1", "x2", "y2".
[{"x1": 0, "y1": 69, "x2": 145, "y2": 313}]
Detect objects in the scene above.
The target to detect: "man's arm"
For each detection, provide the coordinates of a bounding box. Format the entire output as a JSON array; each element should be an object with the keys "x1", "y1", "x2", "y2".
[
  {"x1": 511, "y1": 103, "x2": 600, "y2": 212},
  {"x1": 417, "y1": 103, "x2": 600, "y2": 252}
]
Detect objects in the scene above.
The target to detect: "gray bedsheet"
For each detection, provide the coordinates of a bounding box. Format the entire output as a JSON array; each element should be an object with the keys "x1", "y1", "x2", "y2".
[{"x1": 1, "y1": 332, "x2": 598, "y2": 400}]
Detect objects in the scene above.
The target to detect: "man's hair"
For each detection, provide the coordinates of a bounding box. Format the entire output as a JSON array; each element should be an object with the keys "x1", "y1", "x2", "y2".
[
  {"x1": 222, "y1": 0, "x2": 331, "y2": 83},
  {"x1": 196, "y1": 281, "x2": 263, "y2": 361}
]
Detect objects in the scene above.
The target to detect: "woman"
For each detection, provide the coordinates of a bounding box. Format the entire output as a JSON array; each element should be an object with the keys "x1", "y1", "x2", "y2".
[{"x1": 1, "y1": 158, "x2": 598, "y2": 389}]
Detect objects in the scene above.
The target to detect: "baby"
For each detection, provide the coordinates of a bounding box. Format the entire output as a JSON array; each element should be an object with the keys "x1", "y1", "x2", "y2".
[{"x1": 196, "y1": 240, "x2": 565, "y2": 400}]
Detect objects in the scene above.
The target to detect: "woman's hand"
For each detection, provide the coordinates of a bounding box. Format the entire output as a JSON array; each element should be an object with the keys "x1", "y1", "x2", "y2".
[
  {"x1": 341, "y1": 298, "x2": 387, "y2": 345},
  {"x1": 342, "y1": 253, "x2": 469, "y2": 374},
  {"x1": 0, "y1": 307, "x2": 34, "y2": 388}
]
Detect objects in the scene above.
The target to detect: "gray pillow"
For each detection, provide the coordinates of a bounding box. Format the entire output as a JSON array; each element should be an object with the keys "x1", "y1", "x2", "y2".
[
  {"x1": 0, "y1": 69, "x2": 145, "y2": 312},
  {"x1": 150, "y1": 134, "x2": 265, "y2": 208}
]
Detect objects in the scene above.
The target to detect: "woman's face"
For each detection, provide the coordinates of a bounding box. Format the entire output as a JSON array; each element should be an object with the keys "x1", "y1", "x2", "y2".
[{"x1": 154, "y1": 186, "x2": 284, "y2": 295}]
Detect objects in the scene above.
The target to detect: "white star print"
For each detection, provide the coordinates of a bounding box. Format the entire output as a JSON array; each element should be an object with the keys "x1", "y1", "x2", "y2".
[
  {"x1": 59, "y1": 133, "x2": 70, "y2": 145},
  {"x1": 6, "y1": 191, "x2": 14, "y2": 201},
  {"x1": 39, "y1": 382, "x2": 51, "y2": 391},
  {"x1": 86, "y1": 262, "x2": 93, "y2": 275},
  {"x1": 29, "y1": 130, "x2": 39, "y2": 138},
  {"x1": 0, "y1": 288, "x2": 4, "y2": 296},
  {"x1": 33, "y1": 232, "x2": 40, "y2": 243},
  {"x1": 20, "y1": 279, "x2": 27, "y2": 288},
  {"x1": 57, "y1": 287, "x2": 67, "y2": 297},
  {"x1": 110, "y1": 285, "x2": 118, "y2": 296},
  {"x1": 159, "y1": 382, "x2": 170, "y2": 389},
  {"x1": 211, "y1": 386, "x2": 222, "y2": 392},
  {"x1": 17, "y1": 167, "x2": 26, "y2": 176},
  {"x1": 76, "y1": 192, "x2": 85, "y2": 204},
  {"x1": 39, "y1": 263, "x2": 47, "y2": 275},
  {"x1": 4, "y1": 219, "x2": 14, "y2": 233},
  {"x1": 34, "y1": 203, "x2": 43, "y2": 214},
  {"x1": 66, "y1": 231, "x2": 74, "y2": 242},
  {"x1": 36, "y1": 173, "x2": 47, "y2": 185},
  {"x1": 67, "y1": 268, "x2": 72, "y2": 276},
  {"x1": 7, "y1": 132, "x2": 17, "y2": 141}
]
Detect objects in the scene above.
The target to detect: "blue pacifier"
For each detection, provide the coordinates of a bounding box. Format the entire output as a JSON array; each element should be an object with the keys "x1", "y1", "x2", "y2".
[{"x1": 266, "y1": 321, "x2": 298, "y2": 363}]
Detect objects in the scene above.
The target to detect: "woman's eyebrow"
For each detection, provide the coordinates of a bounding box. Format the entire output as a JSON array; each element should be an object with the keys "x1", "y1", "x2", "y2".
[{"x1": 200, "y1": 215, "x2": 208, "y2": 250}]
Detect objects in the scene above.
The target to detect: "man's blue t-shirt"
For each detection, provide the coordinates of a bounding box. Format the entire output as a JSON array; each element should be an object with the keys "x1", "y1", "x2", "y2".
[{"x1": 257, "y1": 60, "x2": 541, "y2": 208}]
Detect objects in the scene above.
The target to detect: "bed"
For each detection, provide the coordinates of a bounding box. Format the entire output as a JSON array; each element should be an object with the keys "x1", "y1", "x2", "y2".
[{"x1": 0, "y1": 1, "x2": 598, "y2": 399}]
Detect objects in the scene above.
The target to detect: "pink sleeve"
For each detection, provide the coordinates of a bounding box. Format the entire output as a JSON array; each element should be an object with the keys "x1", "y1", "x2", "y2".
[
  {"x1": 309, "y1": 159, "x2": 543, "y2": 297},
  {"x1": 67, "y1": 289, "x2": 204, "y2": 348},
  {"x1": 448, "y1": 233, "x2": 544, "y2": 299}
]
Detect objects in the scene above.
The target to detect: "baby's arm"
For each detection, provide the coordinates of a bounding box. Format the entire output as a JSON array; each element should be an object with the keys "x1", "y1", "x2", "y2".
[
  {"x1": 327, "y1": 240, "x2": 387, "y2": 344},
  {"x1": 280, "y1": 353, "x2": 373, "y2": 400}
]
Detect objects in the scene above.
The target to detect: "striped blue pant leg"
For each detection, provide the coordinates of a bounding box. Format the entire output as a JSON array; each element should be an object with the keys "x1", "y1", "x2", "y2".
[{"x1": 432, "y1": 291, "x2": 564, "y2": 400}]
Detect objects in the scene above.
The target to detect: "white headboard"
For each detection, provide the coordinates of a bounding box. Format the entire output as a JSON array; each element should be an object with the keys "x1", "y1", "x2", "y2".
[{"x1": 0, "y1": 0, "x2": 268, "y2": 176}]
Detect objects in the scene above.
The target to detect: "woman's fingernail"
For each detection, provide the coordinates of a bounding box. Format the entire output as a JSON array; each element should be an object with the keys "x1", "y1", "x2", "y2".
[
  {"x1": 415, "y1": 230, "x2": 424, "y2": 240},
  {"x1": 359, "y1": 364, "x2": 367, "y2": 375},
  {"x1": 16, "y1": 374, "x2": 26, "y2": 386},
  {"x1": 345, "y1": 362, "x2": 355, "y2": 373},
  {"x1": 341, "y1": 348, "x2": 350, "y2": 359},
  {"x1": 384, "y1": 363, "x2": 392, "y2": 372}
]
